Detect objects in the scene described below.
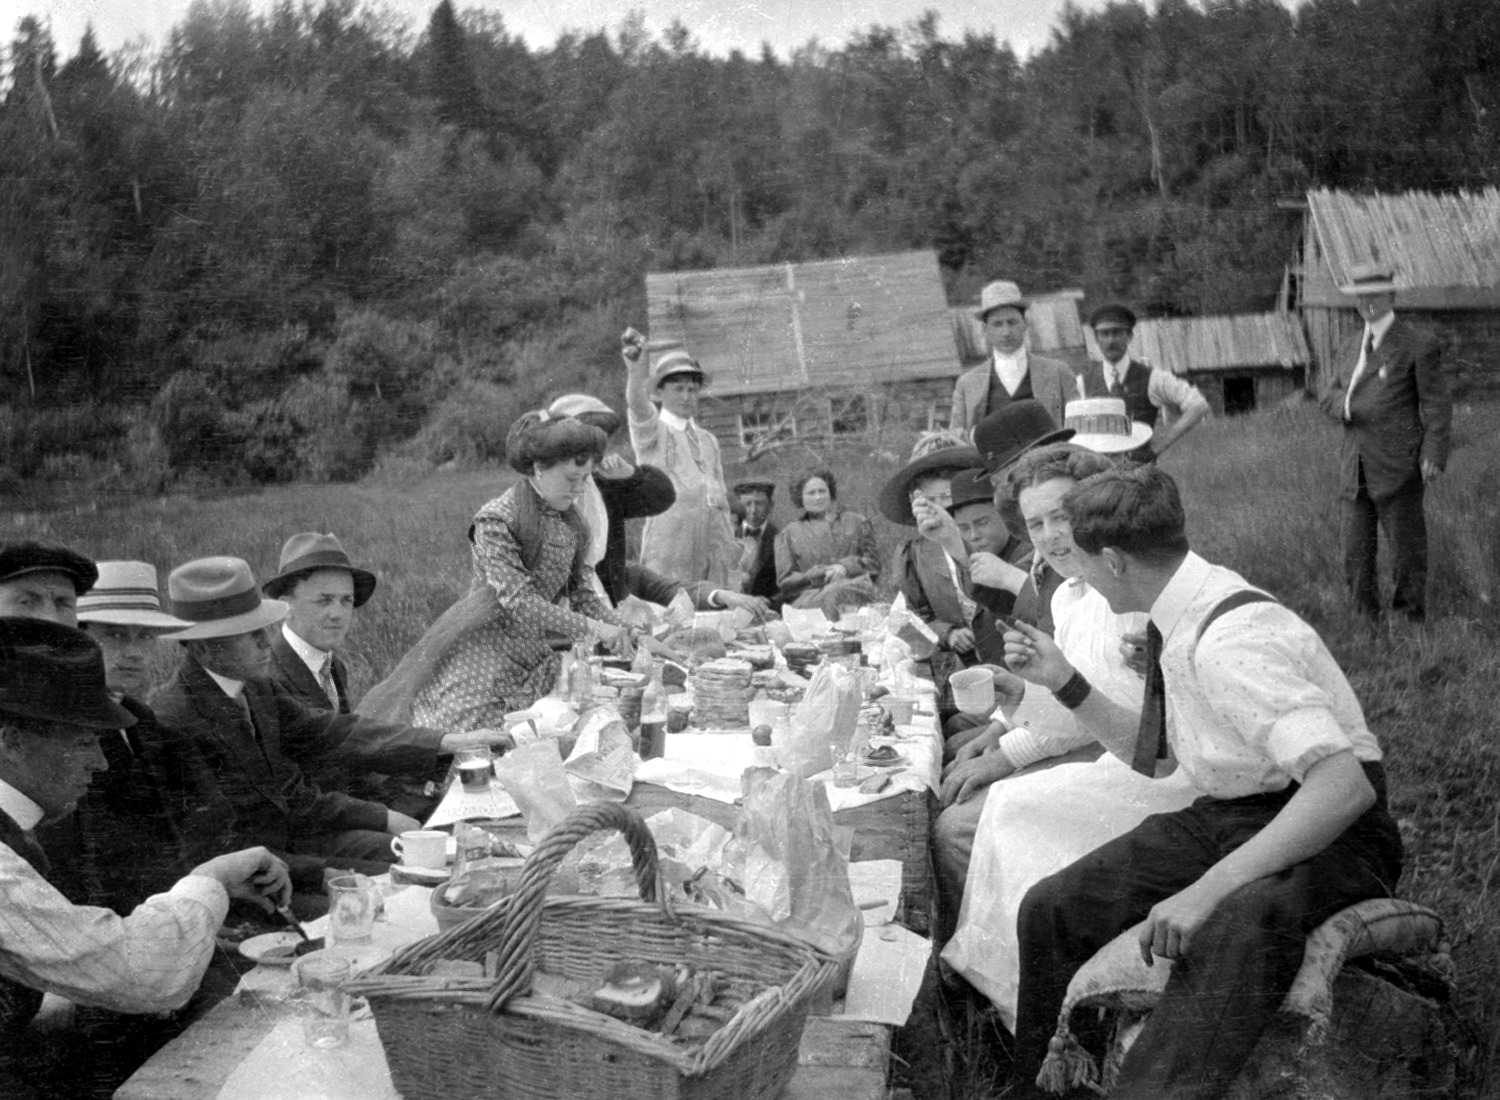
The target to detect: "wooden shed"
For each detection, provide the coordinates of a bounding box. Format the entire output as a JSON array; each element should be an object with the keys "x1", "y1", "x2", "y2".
[
  {"x1": 1289, "y1": 188, "x2": 1500, "y2": 393},
  {"x1": 1084, "y1": 313, "x2": 1311, "y2": 416},
  {"x1": 646, "y1": 251, "x2": 961, "y2": 458}
]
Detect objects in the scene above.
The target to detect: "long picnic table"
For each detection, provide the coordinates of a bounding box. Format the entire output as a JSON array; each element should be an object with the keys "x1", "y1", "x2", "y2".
[{"x1": 117, "y1": 690, "x2": 942, "y2": 1100}]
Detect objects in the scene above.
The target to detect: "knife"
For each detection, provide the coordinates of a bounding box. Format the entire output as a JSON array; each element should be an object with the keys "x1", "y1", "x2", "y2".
[{"x1": 275, "y1": 905, "x2": 312, "y2": 943}]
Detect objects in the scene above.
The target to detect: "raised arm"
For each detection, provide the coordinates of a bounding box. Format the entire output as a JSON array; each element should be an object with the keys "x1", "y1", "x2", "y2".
[
  {"x1": 1147, "y1": 370, "x2": 1210, "y2": 457},
  {"x1": 622, "y1": 327, "x2": 655, "y2": 424}
]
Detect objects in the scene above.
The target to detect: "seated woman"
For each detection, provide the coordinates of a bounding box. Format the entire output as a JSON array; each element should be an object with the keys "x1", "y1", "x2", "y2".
[
  {"x1": 773, "y1": 469, "x2": 881, "y2": 620},
  {"x1": 389, "y1": 412, "x2": 630, "y2": 734},
  {"x1": 938, "y1": 443, "x2": 1197, "y2": 1028},
  {"x1": 546, "y1": 394, "x2": 675, "y2": 606}
]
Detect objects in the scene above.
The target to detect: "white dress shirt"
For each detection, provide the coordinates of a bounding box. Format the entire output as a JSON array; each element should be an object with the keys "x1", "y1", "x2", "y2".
[
  {"x1": 0, "y1": 780, "x2": 228, "y2": 1016},
  {"x1": 1343, "y1": 310, "x2": 1397, "y2": 420},
  {"x1": 991, "y1": 349, "x2": 1029, "y2": 396},
  {"x1": 1151, "y1": 553, "x2": 1382, "y2": 798}
]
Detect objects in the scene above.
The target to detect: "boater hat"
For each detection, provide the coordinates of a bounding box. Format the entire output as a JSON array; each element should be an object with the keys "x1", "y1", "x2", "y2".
[
  {"x1": 0, "y1": 540, "x2": 98, "y2": 596},
  {"x1": 76, "y1": 561, "x2": 192, "y2": 631},
  {"x1": 1340, "y1": 262, "x2": 1399, "y2": 297},
  {"x1": 262, "y1": 533, "x2": 376, "y2": 608},
  {"x1": 972, "y1": 280, "x2": 1029, "y2": 320},
  {"x1": 1064, "y1": 398, "x2": 1154, "y2": 454},
  {"x1": 163, "y1": 557, "x2": 288, "y2": 640},
  {"x1": 877, "y1": 430, "x2": 983, "y2": 526},
  {"x1": 0, "y1": 617, "x2": 134, "y2": 729},
  {"x1": 973, "y1": 400, "x2": 1074, "y2": 482}
]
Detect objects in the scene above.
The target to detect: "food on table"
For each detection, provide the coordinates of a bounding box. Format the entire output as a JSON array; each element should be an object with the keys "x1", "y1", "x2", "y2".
[
  {"x1": 750, "y1": 724, "x2": 774, "y2": 746},
  {"x1": 781, "y1": 642, "x2": 822, "y2": 678},
  {"x1": 588, "y1": 962, "x2": 675, "y2": 1022},
  {"x1": 859, "y1": 771, "x2": 893, "y2": 794},
  {"x1": 689, "y1": 658, "x2": 755, "y2": 728},
  {"x1": 861, "y1": 744, "x2": 902, "y2": 766}
]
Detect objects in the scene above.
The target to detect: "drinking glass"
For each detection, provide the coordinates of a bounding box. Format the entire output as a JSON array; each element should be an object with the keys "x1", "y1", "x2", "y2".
[
  {"x1": 295, "y1": 955, "x2": 351, "y2": 1049},
  {"x1": 327, "y1": 874, "x2": 377, "y2": 946}
]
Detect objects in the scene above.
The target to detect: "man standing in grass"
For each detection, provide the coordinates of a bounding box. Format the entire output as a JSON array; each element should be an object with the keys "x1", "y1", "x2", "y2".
[
  {"x1": 0, "y1": 540, "x2": 97, "y2": 625},
  {"x1": 1317, "y1": 263, "x2": 1451, "y2": 622},
  {"x1": 1079, "y1": 303, "x2": 1210, "y2": 463},
  {"x1": 1003, "y1": 465, "x2": 1401, "y2": 1100}
]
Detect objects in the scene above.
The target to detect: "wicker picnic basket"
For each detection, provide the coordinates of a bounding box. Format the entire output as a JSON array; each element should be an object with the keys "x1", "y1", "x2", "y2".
[{"x1": 349, "y1": 802, "x2": 841, "y2": 1100}]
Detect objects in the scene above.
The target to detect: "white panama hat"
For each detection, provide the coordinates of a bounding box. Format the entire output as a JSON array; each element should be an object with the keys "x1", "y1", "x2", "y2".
[{"x1": 1063, "y1": 398, "x2": 1154, "y2": 455}]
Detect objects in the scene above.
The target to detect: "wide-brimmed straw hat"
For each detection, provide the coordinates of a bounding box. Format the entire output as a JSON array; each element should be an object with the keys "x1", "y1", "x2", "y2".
[
  {"x1": 1064, "y1": 398, "x2": 1154, "y2": 454},
  {"x1": 1340, "y1": 262, "x2": 1399, "y2": 297},
  {"x1": 974, "y1": 400, "x2": 1074, "y2": 482},
  {"x1": 0, "y1": 540, "x2": 97, "y2": 595},
  {"x1": 76, "y1": 561, "x2": 192, "y2": 631},
  {"x1": 972, "y1": 280, "x2": 1029, "y2": 320},
  {"x1": 877, "y1": 430, "x2": 983, "y2": 526},
  {"x1": 262, "y1": 533, "x2": 376, "y2": 608},
  {"x1": 0, "y1": 617, "x2": 134, "y2": 729},
  {"x1": 163, "y1": 557, "x2": 288, "y2": 640}
]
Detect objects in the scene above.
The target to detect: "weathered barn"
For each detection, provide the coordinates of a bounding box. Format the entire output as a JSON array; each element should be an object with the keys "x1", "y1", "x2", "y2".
[
  {"x1": 1084, "y1": 313, "x2": 1311, "y2": 416},
  {"x1": 645, "y1": 252, "x2": 1095, "y2": 459},
  {"x1": 1290, "y1": 188, "x2": 1500, "y2": 393},
  {"x1": 645, "y1": 251, "x2": 962, "y2": 459}
]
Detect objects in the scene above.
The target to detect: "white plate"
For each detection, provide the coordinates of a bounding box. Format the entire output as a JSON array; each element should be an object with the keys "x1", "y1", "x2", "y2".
[
  {"x1": 292, "y1": 945, "x2": 391, "y2": 980},
  {"x1": 390, "y1": 864, "x2": 451, "y2": 886},
  {"x1": 239, "y1": 931, "x2": 304, "y2": 966}
]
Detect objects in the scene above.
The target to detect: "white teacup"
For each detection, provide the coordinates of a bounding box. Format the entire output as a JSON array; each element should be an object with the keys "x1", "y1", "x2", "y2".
[
  {"x1": 949, "y1": 668, "x2": 996, "y2": 715},
  {"x1": 390, "y1": 829, "x2": 448, "y2": 869}
]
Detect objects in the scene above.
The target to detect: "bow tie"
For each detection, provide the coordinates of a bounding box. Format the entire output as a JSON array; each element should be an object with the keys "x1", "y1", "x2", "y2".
[{"x1": 744, "y1": 526, "x2": 763, "y2": 539}]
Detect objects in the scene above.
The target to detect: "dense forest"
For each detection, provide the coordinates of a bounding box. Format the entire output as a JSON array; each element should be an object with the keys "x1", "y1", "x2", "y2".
[{"x1": 2, "y1": 0, "x2": 1497, "y2": 489}]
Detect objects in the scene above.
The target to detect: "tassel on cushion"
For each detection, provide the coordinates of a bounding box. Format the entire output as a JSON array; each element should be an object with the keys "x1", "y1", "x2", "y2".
[{"x1": 1036, "y1": 1025, "x2": 1102, "y2": 1095}]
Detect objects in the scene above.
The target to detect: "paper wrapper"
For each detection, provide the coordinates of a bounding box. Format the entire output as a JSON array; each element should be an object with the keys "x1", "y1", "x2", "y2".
[
  {"x1": 777, "y1": 660, "x2": 860, "y2": 778},
  {"x1": 494, "y1": 740, "x2": 576, "y2": 842},
  {"x1": 564, "y1": 707, "x2": 638, "y2": 793}
]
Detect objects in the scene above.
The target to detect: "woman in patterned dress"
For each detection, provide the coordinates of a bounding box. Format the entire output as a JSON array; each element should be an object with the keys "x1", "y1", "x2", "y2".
[
  {"x1": 407, "y1": 412, "x2": 631, "y2": 733},
  {"x1": 774, "y1": 469, "x2": 881, "y2": 620}
]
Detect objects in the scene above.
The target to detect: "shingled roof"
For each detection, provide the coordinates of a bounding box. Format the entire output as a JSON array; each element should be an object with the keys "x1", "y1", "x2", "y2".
[
  {"x1": 645, "y1": 250, "x2": 957, "y2": 398},
  {"x1": 1306, "y1": 188, "x2": 1500, "y2": 295},
  {"x1": 1085, "y1": 312, "x2": 1310, "y2": 375}
]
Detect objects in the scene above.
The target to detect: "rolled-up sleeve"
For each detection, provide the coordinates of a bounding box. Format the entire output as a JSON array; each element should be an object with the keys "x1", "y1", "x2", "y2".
[
  {"x1": 0, "y1": 851, "x2": 226, "y2": 1016},
  {"x1": 1148, "y1": 369, "x2": 1209, "y2": 419}
]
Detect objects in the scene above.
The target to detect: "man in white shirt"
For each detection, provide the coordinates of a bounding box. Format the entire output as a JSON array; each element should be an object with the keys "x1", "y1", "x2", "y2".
[
  {"x1": 0, "y1": 616, "x2": 288, "y2": 1093},
  {"x1": 949, "y1": 281, "x2": 1074, "y2": 434},
  {"x1": 1079, "y1": 303, "x2": 1210, "y2": 462},
  {"x1": 622, "y1": 330, "x2": 739, "y2": 587},
  {"x1": 1001, "y1": 465, "x2": 1402, "y2": 1100}
]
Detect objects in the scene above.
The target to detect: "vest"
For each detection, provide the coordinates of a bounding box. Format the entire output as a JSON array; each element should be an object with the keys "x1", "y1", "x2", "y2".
[
  {"x1": 982, "y1": 362, "x2": 1034, "y2": 422},
  {"x1": 1081, "y1": 359, "x2": 1160, "y2": 429},
  {"x1": 0, "y1": 811, "x2": 49, "y2": 1035}
]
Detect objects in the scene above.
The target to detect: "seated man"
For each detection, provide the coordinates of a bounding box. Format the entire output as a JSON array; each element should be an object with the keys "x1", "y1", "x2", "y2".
[
  {"x1": 731, "y1": 479, "x2": 781, "y2": 602},
  {"x1": 44, "y1": 560, "x2": 237, "y2": 914},
  {"x1": 262, "y1": 533, "x2": 439, "y2": 817},
  {"x1": 1005, "y1": 465, "x2": 1402, "y2": 1099},
  {"x1": 151, "y1": 556, "x2": 498, "y2": 903},
  {"x1": 0, "y1": 539, "x2": 96, "y2": 624},
  {"x1": 0, "y1": 616, "x2": 289, "y2": 1099}
]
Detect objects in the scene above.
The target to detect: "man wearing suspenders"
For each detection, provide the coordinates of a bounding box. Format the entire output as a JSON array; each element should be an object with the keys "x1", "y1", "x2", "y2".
[{"x1": 1002, "y1": 465, "x2": 1402, "y2": 1100}]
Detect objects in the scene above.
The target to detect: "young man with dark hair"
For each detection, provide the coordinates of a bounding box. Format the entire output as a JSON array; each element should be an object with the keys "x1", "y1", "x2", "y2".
[{"x1": 1003, "y1": 465, "x2": 1402, "y2": 1100}]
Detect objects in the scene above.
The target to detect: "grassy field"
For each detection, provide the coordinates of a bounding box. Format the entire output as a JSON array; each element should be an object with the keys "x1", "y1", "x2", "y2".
[{"x1": 21, "y1": 396, "x2": 1500, "y2": 1097}]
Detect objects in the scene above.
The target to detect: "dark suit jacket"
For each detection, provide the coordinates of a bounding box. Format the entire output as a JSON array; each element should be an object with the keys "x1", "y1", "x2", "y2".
[
  {"x1": 623, "y1": 563, "x2": 715, "y2": 608},
  {"x1": 734, "y1": 517, "x2": 780, "y2": 600},
  {"x1": 151, "y1": 657, "x2": 446, "y2": 883},
  {"x1": 267, "y1": 630, "x2": 349, "y2": 713},
  {"x1": 596, "y1": 465, "x2": 676, "y2": 605},
  {"x1": 1318, "y1": 317, "x2": 1452, "y2": 502},
  {"x1": 898, "y1": 537, "x2": 1026, "y2": 666},
  {"x1": 949, "y1": 353, "x2": 1073, "y2": 434},
  {"x1": 37, "y1": 696, "x2": 236, "y2": 915}
]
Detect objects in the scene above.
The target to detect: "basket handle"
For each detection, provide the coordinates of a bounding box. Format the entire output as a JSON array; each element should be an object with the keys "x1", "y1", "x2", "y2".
[{"x1": 483, "y1": 801, "x2": 662, "y2": 1012}]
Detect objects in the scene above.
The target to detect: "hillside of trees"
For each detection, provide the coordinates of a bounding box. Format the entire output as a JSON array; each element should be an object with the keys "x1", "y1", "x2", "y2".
[{"x1": 3, "y1": 0, "x2": 1497, "y2": 490}]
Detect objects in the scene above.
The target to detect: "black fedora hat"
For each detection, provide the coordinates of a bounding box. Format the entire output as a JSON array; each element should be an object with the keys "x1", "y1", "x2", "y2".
[
  {"x1": 262, "y1": 533, "x2": 377, "y2": 608},
  {"x1": 877, "y1": 432, "x2": 984, "y2": 526},
  {"x1": 0, "y1": 540, "x2": 97, "y2": 596},
  {"x1": 973, "y1": 400, "x2": 1074, "y2": 482},
  {"x1": 0, "y1": 617, "x2": 134, "y2": 729}
]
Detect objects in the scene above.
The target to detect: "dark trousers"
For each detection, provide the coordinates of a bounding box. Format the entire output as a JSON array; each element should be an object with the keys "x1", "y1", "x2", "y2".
[
  {"x1": 1343, "y1": 459, "x2": 1428, "y2": 619},
  {"x1": 1014, "y1": 764, "x2": 1402, "y2": 1100}
]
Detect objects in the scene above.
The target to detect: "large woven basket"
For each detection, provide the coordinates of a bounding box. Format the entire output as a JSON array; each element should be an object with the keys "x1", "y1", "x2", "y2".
[{"x1": 350, "y1": 802, "x2": 840, "y2": 1100}]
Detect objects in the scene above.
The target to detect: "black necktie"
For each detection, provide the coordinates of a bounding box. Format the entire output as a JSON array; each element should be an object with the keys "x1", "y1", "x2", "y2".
[
  {"x1": 1131, "y1": 622, "x2": 1166, "y2": 777},
  {"x1": 1108, "y1": 365, "x2": 1124, "y2": 397},
  {"x1": 744, "y1": 526, "x2": 762, "y2": 539}
]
